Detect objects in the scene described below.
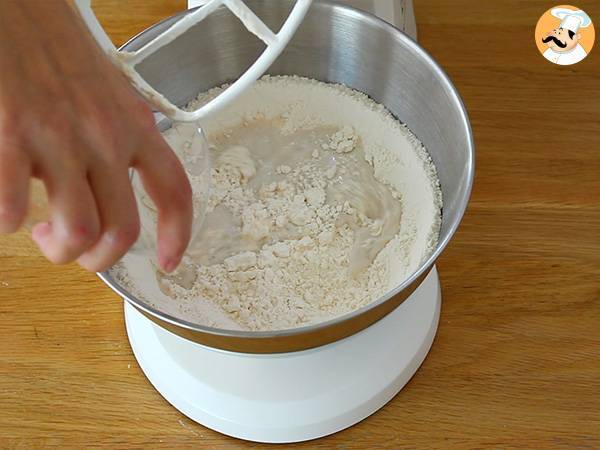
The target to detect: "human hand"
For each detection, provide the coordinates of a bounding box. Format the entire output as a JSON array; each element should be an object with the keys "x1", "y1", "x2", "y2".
[{"x1": 0, "y1": 0, "x2": 192, "y2": 273}]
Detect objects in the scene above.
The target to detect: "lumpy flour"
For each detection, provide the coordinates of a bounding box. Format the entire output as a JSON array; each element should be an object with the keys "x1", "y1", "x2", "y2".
[{"x1": 112, "y1": 76, "x2": 442, "y2": 331}]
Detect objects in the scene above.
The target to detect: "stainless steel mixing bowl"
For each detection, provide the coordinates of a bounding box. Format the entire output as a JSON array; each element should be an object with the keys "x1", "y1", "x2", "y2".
[{"x1": 99, "y1": 0, "x2": 474, "y2": 353}]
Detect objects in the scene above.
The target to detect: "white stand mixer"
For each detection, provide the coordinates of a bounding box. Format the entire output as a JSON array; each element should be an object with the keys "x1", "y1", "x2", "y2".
[
  {"x1": 77, "y1": 1, "x2": 445, "y2": 443},
  {"x1": 124, "y1": 267, "x2": 440, "y2": 443}
]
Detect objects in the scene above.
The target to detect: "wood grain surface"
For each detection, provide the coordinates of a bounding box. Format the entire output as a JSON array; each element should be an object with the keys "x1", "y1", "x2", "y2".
[{"x1": 1, "y1": 1, "x2": 600, "y2": 448}]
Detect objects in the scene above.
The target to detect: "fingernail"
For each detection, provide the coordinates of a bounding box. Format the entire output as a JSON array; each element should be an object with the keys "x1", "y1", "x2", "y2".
[
  {"x1": 160, "y1": 255, "x2": 180, "y2": 273},
  {"x1": 31, "y1": 222, "x2": 52, "y2": 245}
]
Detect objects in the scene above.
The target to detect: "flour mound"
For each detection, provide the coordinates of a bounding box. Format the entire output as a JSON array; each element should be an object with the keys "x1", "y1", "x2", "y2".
[{"x1": 112, "y1": 76, "x2": 442, "y2": 332}]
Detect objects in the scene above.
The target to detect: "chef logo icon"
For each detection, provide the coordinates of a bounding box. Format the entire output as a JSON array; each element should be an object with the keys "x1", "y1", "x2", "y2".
[{"x1": 535, "y1": 5, "x2": 595, "y2": 65}]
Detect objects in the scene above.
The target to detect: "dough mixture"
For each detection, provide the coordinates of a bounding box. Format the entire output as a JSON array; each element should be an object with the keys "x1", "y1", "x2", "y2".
[{"x1": 112, "y1": 75, "x2": 442, "y2": 331}]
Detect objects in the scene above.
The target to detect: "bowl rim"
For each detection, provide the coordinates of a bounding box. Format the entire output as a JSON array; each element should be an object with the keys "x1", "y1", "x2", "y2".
[{"x1": 99, "y1": 0, "x2": 475, "y2": 339}]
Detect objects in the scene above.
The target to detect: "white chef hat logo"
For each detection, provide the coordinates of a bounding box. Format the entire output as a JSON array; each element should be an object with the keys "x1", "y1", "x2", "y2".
[
  {"x1": 536, "y1": 5, "x2": 595, "y2": 66},
  {"x1": 551, "y1": 8, "x2": 592, "y2": 33}
]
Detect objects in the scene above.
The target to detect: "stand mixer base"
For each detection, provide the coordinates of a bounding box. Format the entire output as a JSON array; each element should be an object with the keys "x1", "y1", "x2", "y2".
[{"x1": 124, "y1": 266, "x2": 441, "y2": 443}]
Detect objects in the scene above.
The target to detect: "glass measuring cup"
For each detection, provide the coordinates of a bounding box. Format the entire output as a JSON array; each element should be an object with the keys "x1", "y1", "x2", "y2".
[{"x1": 130, "y1": 118, "x2": 211, "y2": 260}]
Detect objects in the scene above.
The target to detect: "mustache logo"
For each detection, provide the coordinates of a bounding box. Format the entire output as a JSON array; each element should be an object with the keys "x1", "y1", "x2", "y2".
[{"x1": 542, "y1": 35, "x2": 568, "y2": 48}]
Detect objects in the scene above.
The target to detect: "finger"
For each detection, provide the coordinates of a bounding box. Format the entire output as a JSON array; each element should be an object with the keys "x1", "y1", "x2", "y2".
[
  {"x1": 134, "y1": 133, "x2": 192, "y2": 273},
  {"x1": 77, "y1": 167, "x2": 140, "y2": 272},
  {"x1": 32, "y1": 169, "x2": 101, "y2": 264},
  {"x1": 0, "y1": 148, "x2": 30, "y2": 233}
]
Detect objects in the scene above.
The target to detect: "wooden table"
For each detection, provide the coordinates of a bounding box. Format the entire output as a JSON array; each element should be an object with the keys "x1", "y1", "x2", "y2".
[{"x1": 2, "y1": 1, "x2": 599, "y2": 448}]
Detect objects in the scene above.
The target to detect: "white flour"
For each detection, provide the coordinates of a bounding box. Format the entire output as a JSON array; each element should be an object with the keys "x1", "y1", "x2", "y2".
[{"x1": 112, "y1": 76, "x2": 442, "y2": 331}]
